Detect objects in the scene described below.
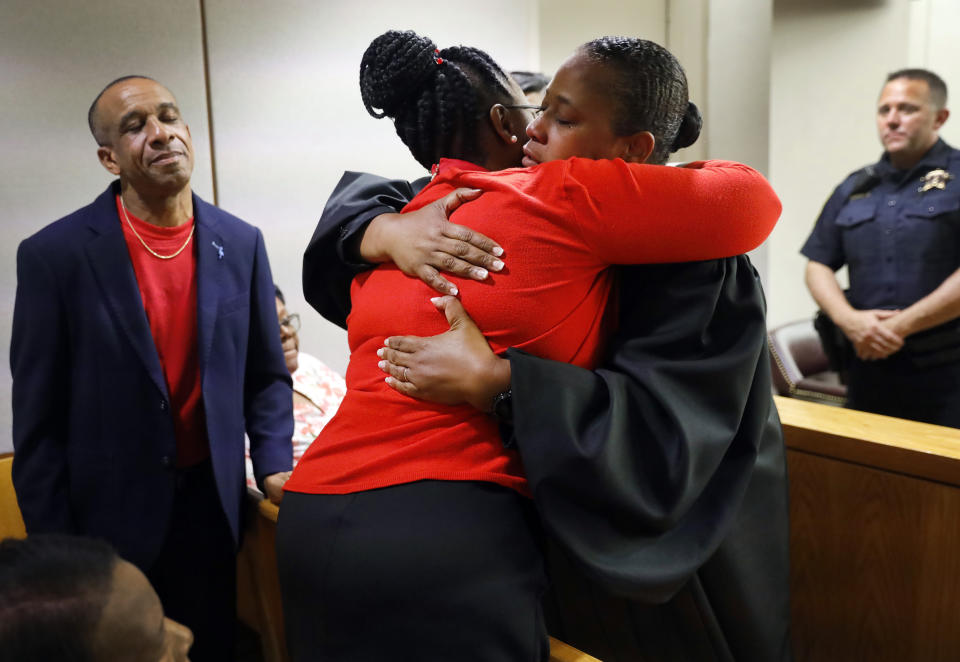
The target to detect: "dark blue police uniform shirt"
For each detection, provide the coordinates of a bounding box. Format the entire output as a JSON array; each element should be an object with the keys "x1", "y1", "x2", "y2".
[{"x1": 802, "y1": 139, "x2": 960, "y2": 311}]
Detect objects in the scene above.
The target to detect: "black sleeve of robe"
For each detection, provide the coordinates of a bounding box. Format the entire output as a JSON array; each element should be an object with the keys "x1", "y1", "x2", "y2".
[
  {"x1": 301, "y1": 171, "x2": 428, "y2": 327},
  {"x1": 508, "y1": 257, "x2": 792, "y2": 662}
]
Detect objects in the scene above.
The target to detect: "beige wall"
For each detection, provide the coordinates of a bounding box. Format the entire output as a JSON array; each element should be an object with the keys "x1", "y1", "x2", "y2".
[
  {"x1": 708, "y1": 0, "x2": 774, "y2": 278},
  {"x1": 202, "y1": 0, "x2": 542, "y2": 378},
  {"x1": 537, "y1": 0, "x2": 666, "y2": 76}
]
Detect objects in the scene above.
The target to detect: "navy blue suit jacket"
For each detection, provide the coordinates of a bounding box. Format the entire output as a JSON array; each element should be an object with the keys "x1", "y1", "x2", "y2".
[{"x1": 11, "y1": 181, "x2": 293, "y2": 569}]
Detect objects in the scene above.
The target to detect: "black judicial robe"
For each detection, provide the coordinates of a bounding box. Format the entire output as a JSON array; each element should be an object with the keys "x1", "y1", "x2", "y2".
[{"x1": 303, "y1": 172, "x2": 792, "y2": 661}]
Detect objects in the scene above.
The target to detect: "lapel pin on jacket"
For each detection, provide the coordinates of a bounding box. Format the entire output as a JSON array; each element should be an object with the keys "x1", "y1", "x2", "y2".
[{"x1": 212, "y1": 241, "x2": 224, "y2": 260}]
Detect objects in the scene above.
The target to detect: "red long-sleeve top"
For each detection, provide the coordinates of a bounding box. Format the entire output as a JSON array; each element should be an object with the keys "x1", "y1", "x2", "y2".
[{"x1": 285, "y1": 158, "x2": 781, "y2": 497}]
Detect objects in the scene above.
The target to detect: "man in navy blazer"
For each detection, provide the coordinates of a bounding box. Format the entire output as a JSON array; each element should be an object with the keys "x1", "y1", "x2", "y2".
[{"x1": 10, "y1": 76, "x2": 293, "y2": 661}]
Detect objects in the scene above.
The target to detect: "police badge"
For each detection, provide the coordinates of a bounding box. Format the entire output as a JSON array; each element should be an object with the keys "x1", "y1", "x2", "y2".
[{"x1": 918, "y1": 168, "x2": 955, "y2": 193}]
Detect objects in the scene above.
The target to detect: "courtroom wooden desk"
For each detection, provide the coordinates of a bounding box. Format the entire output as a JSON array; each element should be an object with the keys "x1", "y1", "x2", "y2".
[{"x1": 777, "y1": 395, "x2": 960, "y2": 661}]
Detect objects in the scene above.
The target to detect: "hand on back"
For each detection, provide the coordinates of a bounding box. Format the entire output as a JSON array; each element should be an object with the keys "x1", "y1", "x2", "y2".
[
  {"x1": 359, "y1": 188, "x2": 505, "y2": 295},
  {"x1": 377, "y1": 296, "x2": 510, "y2": 411}
]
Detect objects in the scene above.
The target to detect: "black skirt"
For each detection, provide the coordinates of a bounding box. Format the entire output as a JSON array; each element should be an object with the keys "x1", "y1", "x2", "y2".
[{"x1": 277, "y1": 480, "x2": 549, "y2": 662}]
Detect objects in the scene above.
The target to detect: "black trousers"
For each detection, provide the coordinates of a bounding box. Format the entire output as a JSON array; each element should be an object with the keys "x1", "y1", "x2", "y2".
[
  {"x1": 146, "y1": 459, "x2": 237, "y2": 662},
  {"x1": 277, "y1": 480, "x2": 549, "y2": 662},
  {"x1": 847, "y1": 355, "x2": 960, "y2": 427}
]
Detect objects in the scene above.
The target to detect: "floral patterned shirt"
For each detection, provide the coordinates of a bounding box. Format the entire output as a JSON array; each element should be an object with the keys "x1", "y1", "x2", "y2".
[{"x1": 246, "y1": 352, "x2": 346, "y2": 490}]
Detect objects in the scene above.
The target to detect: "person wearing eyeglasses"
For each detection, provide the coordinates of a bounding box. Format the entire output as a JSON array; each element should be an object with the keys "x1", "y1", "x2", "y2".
[
  {"x1": 245, "y1": 288, "x2": 346, "y2": 494},
  {"x1": 510, "y1": 70, "x2": 550, "y2": 105}
]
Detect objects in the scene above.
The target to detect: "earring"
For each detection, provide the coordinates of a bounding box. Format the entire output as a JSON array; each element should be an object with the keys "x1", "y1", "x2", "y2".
[{"x1": 510, "y1": 135, "x2": 518, "y2": 143}]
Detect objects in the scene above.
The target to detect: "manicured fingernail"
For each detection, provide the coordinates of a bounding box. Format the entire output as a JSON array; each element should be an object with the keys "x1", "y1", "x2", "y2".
[
  {"x1": 473, "y1": 268, "x2": 488, "y2": 279},
  {"x1": 383, "y1": 338, "x2": 391, "y2": 346},
  {"x1": 449, "y1": 286, "x2": 458, "y2": 295},
  {"x1": 378, "y1": 360, "x2": 388, "y2": 370},
  {"x1": 377, "y1": 348, "x2": 384, "y2": 358},
  {"x1": 430, "y1": 297, "x2": 442, "y2": 304},
  {"x1": 491, "y1": 260, "x2": 504, "y2": 271},
  {"x1": 492, "y1": 246, "x2": 504, "y2": 257}
]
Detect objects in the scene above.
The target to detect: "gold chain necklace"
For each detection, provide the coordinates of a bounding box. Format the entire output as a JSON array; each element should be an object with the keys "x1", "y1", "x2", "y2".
[{"x1": 120, "y1": 195, "x2": 195, "y2": 260}]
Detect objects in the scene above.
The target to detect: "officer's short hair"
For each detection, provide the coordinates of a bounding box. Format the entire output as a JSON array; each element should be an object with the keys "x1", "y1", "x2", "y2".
[{"x1": 886, "y1": 68, "x2": 948, "y2": 109}]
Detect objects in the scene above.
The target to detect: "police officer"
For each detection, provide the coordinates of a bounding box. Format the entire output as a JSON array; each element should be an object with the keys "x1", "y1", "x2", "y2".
[{"x1": 803, "y1": 68, "x2": 960, "y2": 426}]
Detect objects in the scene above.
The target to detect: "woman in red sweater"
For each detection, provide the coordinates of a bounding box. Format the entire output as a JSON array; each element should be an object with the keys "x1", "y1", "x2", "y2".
[{"x1": 278, "y1": 31, "x2": 780, "y2": 661}]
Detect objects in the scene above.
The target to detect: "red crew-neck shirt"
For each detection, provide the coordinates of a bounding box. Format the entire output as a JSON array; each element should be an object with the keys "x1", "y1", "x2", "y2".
[{"x1": 117, "y1": 195, "x2": 208, "y2": 467}]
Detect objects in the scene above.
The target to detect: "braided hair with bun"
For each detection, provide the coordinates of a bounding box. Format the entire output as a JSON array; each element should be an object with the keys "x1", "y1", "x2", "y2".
[
  {"x1": 360, "y1": 30, "x2": 518, "y2": 170},
  {"x1": 580, "y1": 37, "x2": 701, "y2": 164}
]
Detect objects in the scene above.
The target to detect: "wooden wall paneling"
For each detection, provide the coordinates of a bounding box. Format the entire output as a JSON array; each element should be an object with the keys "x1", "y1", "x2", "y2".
[{"x1": 780, "y1": 396, "x2": 960, "y2": 661}]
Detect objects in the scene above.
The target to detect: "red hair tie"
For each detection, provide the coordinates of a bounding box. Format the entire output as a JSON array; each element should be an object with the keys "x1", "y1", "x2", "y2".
[{"x1": 434, "y1": 48, "x2": 444, "y2": 65}]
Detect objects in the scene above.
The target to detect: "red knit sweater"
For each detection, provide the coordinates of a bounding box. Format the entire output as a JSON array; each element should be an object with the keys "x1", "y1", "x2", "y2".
[{"x1": 285, "y1": 158, "x2": 781, "y2": 496}]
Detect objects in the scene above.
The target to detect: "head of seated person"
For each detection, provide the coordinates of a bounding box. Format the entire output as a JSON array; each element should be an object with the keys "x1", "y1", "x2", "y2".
[
  {"x1": 275, "y1": 285, "x2": 300, "y2": 375},
  {"x1": 0, "y1": 534, "x2": 193, "y2": 662},
  {"x1": 360, "y1": 31, "x2": 700, "y2": 172},
  {"x1": 509, "y1": 70, "x2": 550, "y2": 105}
]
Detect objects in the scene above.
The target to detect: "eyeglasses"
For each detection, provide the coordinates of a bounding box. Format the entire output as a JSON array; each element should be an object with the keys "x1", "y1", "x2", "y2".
[
  {"x1": 279, "y1": 313, "x2": 300, "y2": 332},
  {"x1": 502, "y1": 104, "x2": 543, "y2": 114}
]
